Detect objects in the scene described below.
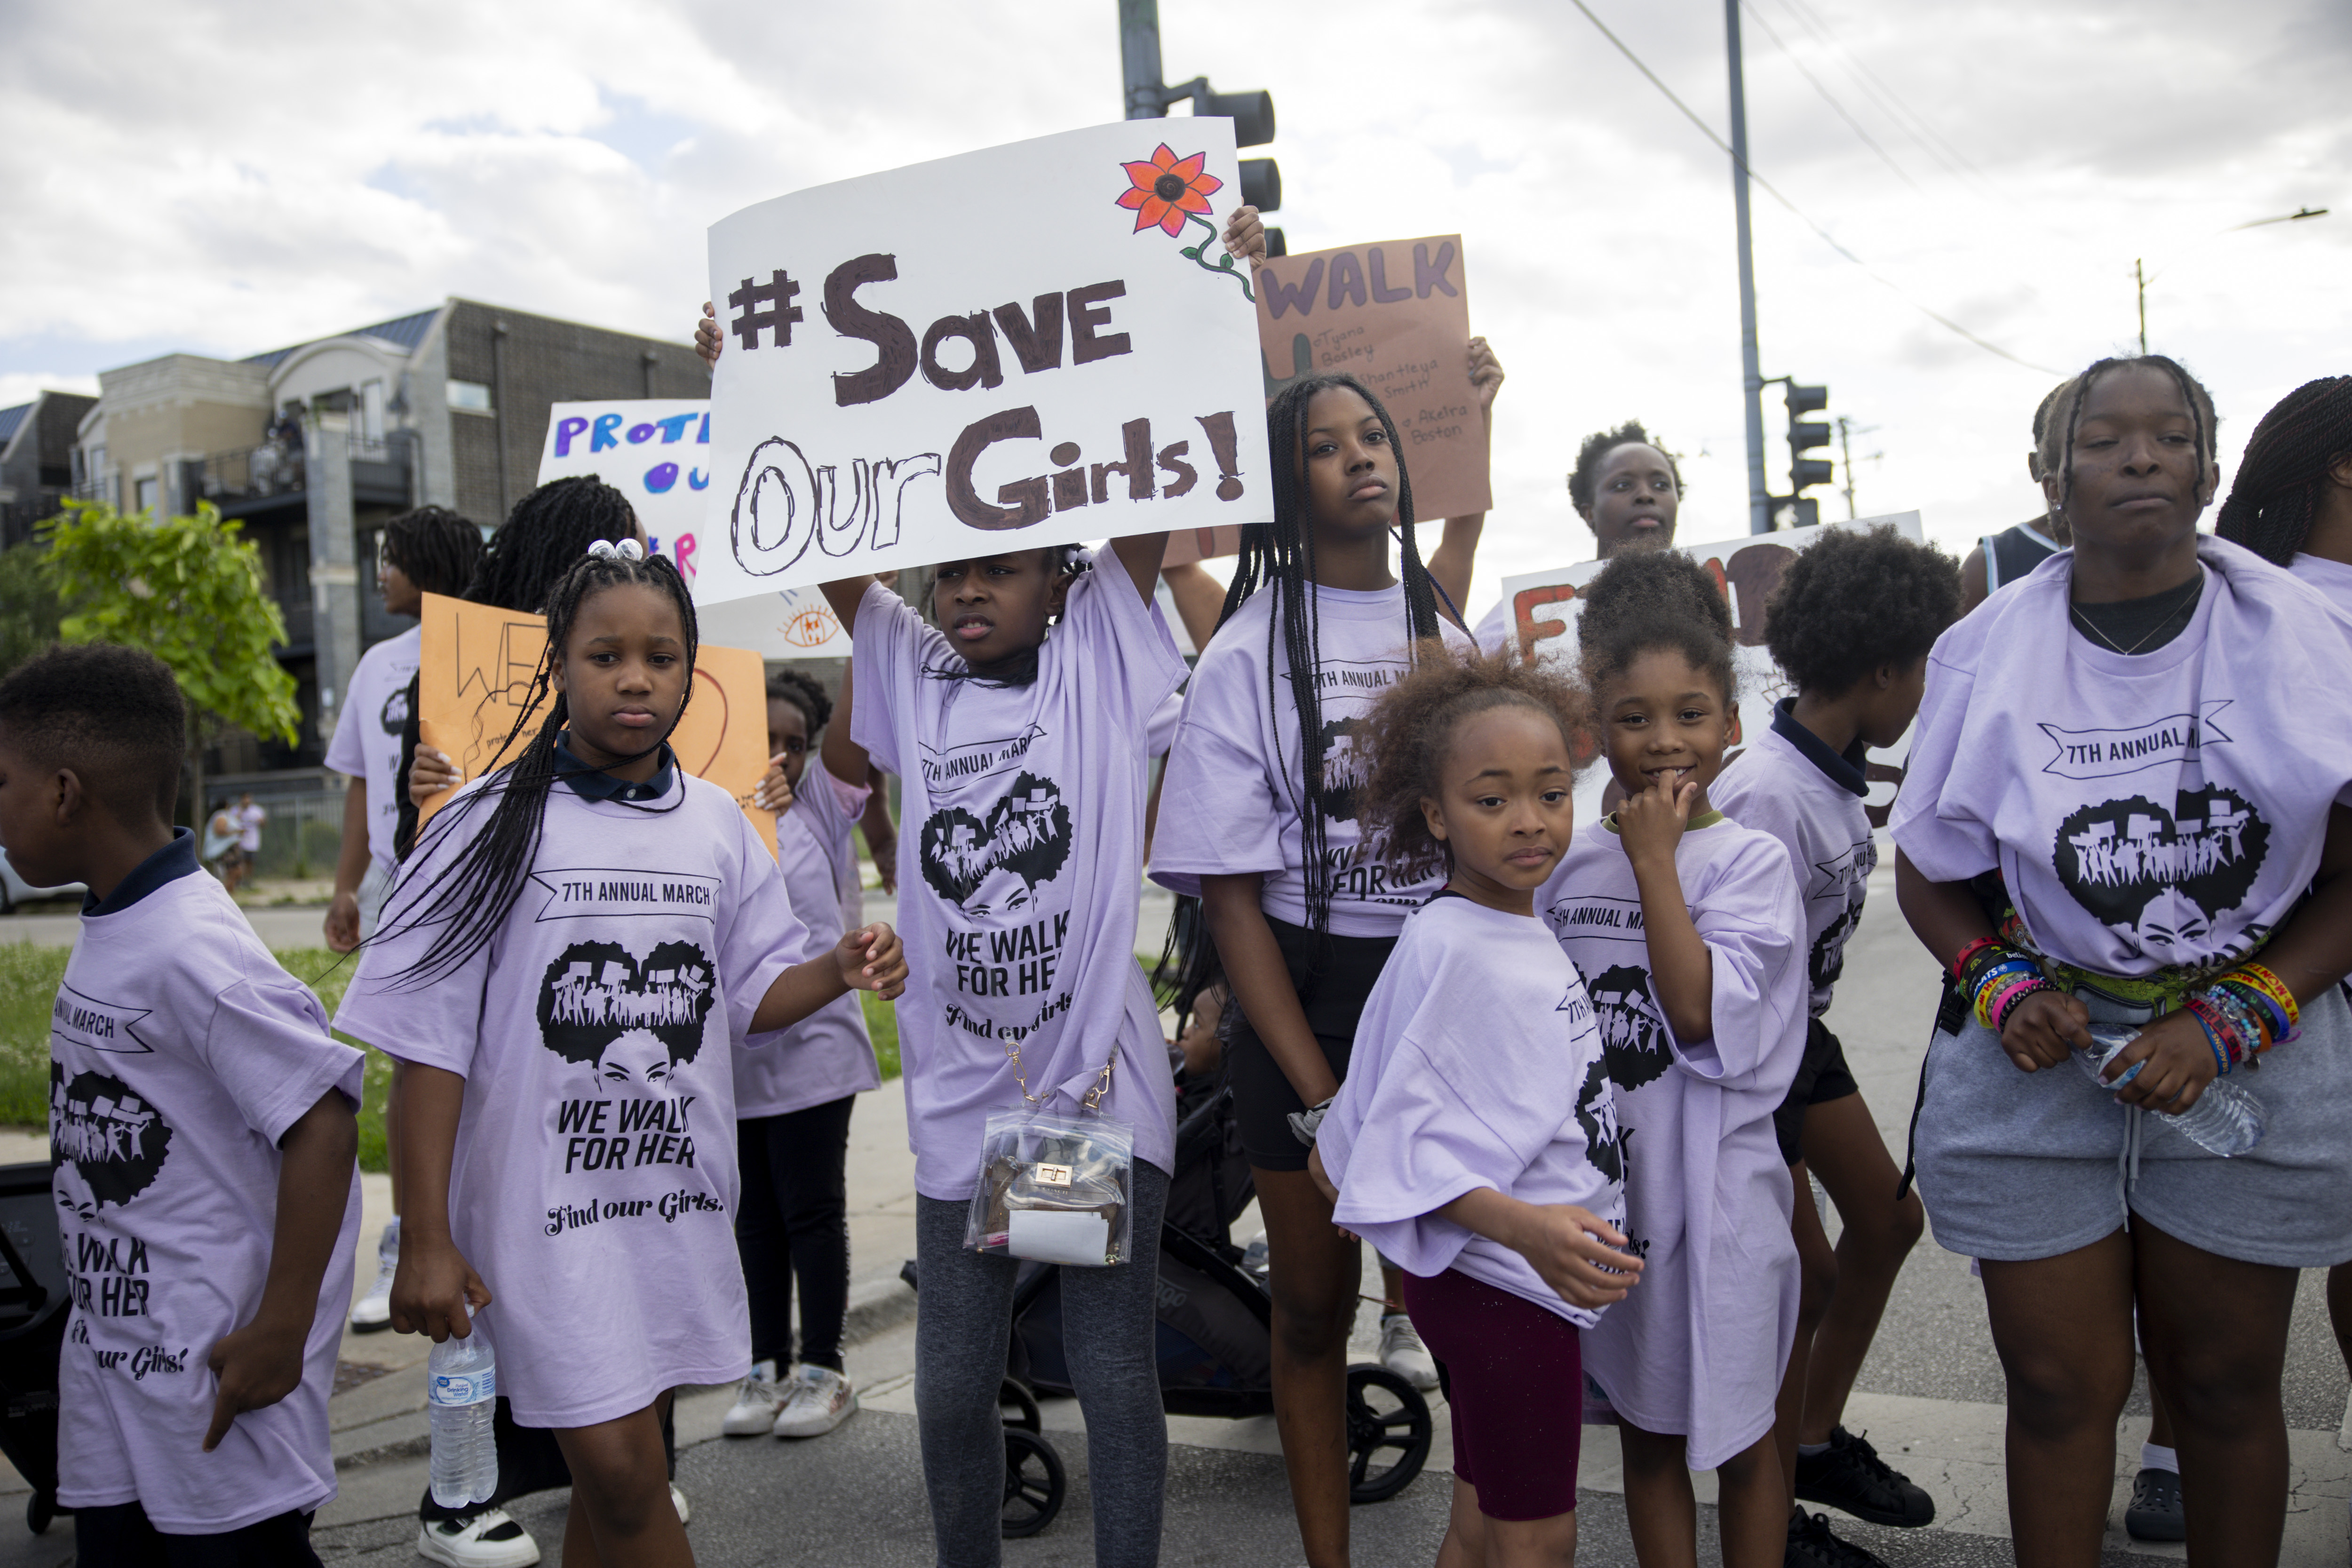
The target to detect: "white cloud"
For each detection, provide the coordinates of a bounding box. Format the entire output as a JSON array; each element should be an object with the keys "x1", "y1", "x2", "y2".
[{"x1": 2, "y1": 0, "x2": 2345, "y2": 611}]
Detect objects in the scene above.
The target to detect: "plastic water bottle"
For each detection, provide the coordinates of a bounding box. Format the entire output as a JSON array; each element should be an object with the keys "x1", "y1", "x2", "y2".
[
  {"x1": 2078, "y1": 1023, "x2": 2267, "y2": 1157},
  {"x1": 428, "y1": 1314, "x2": 499, "y2": 1509}
]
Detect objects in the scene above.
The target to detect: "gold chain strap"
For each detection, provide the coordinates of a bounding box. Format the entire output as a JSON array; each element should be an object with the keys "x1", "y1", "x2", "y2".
[{"x1": 1000, "y1": 1036, "x2": 1117, "y2": 1115}]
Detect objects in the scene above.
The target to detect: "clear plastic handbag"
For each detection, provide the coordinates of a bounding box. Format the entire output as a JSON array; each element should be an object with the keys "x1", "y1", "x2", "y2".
[{"x1": 962, "y1": 1045, "x2": 1135, "y2": 1266}]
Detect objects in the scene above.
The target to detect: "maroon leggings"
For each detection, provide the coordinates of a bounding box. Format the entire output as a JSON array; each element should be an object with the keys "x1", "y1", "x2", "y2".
[{"x1": 1402, "y1": 1266, "x2": 1585, "y2": 1522}]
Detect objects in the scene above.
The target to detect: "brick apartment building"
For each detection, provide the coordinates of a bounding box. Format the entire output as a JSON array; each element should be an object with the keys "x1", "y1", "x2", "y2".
[{"x1": 70, "y1": 300, "x2": 708, "y2": 778}]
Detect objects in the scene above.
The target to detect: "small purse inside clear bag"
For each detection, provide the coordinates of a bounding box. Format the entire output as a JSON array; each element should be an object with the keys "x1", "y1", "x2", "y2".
[{"x1": 962, "y1": 1043, "x2": 1135, "y2": 1266}]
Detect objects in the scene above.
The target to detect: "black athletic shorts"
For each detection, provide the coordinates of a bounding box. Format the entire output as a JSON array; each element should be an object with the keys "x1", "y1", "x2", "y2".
[
  {"x1": 1224, "y1": 915, "x2": 1398, "y2": 1172},
  {"x1": 1773, "y1": 1015, "x2": 1858, "y2": 1166},
  {"x1": 74, "y1": 1502, "x2": 319, "y2": 1568}
]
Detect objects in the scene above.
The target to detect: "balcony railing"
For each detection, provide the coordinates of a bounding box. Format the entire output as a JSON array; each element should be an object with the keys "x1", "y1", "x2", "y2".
[{"x1": 198, "y1": 441, "x2": 306, "y2": 503}]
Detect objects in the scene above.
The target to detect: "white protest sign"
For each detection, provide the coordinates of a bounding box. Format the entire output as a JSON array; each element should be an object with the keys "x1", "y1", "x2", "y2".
[
  {"x1": 702, "y1": 121, "x2": 1271, "y2": 601},
  {"x1": 1498, "y1": 512, "x2": 1927, "y2": 827},
  {"x1": 538, "y1": 399, "x2": 849, "y2": 657}
]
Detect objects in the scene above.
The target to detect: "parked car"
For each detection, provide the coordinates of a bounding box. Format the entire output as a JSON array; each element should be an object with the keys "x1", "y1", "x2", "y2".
[{"x1": 0, "y1": 855, "x2": 82, "y2": 914}]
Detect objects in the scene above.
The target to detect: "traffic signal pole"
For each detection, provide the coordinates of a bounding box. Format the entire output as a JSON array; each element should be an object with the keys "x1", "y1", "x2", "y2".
[
  {"x1": 1117, "y1": 0, "x2": 1164, "y2": 119},
  {"x1": 1725, "y1": 0, "x2": 1770, "y2": 534}
]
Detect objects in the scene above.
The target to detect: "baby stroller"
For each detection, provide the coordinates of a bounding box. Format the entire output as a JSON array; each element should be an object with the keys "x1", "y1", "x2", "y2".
[
  {"x1": 908, "y1": 1077, "x2": 1434, "y2": 1539},
  {"x1": 0, "y1": 1162, "x2": 70, "y2": 1534}
]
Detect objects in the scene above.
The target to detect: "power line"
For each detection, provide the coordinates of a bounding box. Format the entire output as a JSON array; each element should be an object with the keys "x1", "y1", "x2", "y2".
[
  {"x1": 1564, "y1": 0, "x2": 2060, "y2": 375},
  {"x1": 1765, "y1": 0, "x2": 2007, "y2": 205},
  {"x1": 1737, "y1": 0, "x2": 1924, "y2": 197}
]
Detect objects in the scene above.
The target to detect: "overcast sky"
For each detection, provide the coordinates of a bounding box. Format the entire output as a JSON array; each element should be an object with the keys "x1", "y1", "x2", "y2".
[{"x1": 5, "y1": 0, "x2": 2345, "y2": 613}]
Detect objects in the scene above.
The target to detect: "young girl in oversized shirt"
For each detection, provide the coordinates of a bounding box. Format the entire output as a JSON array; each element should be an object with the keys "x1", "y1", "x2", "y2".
[
  {"x1": 1899, "y1": 358, "x2": 2352, "y2": 1561},
  {"x1": 337, "y1": 547, "x2": 906, "y2": 1568},
  {"x1": 1534, "y1": 548, "x2": 1807, "y2": 1568},
  {"x1": 1311, "y1": 642, "x2": 1639, "y2": 1567}
]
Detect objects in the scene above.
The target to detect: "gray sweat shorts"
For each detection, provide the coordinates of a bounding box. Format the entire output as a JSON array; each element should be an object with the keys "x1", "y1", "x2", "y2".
[{"x1": 1912, "y1": 979, "x2": 2352, "y2": 1270}]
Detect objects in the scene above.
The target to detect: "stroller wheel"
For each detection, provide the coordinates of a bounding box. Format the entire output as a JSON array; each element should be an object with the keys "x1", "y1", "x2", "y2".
[
  {"x1": 1344, "y1": 1362, "x2": 1433, "y2": 1504},
  {"x1": 1000, "y1": 1428, "x2": 1065, "y2": 1538},
  {"x1": 998, "y1": 1377, "x2": 1042, "y2": 1432}
]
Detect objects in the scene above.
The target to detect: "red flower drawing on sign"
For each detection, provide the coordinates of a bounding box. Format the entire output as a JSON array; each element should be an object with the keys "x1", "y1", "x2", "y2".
[{"x1": 1116, "y1": 143, "x2": 1222, "y2": 237}]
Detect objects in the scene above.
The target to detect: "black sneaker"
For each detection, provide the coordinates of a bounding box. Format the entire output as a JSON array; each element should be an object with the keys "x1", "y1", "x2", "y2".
[
  {"x1": 2124, "y1": 1466, "x2": 2186, "y2": 1543},
  {"x1": 1786, "y1": 1508, "x2": 1890, "y2": 1568},
  {"x1": 1792, "y1": 1426, "x2": 1936, "y2": 1528}
]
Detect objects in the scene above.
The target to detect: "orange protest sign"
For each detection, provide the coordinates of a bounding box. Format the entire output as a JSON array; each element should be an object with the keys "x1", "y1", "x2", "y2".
[{"x1": 414, "y1": 592, "x2": 778, "y2": 856}]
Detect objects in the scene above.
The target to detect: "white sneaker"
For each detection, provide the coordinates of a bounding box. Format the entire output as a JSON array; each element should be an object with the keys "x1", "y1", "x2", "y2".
[
  {"x1": 671, "y1": 1483, "x2": 690, "y2": 1526},
  {"x1": 1379, "y1": 1313, "x2": 1439, "y2": 1392},
  {"x1": 771, "y1": 1363, "x2": 858, "y2": 1438},
  {"x1": 721, "y1": 1359, "x2": 787, "y2": 1436},
  {"x1": 416, "y1": 1506, "x2": 540, "y2": 1568},
  {"x1": 350, "y1": 1217, "x2": 399, "y2": 1333}
]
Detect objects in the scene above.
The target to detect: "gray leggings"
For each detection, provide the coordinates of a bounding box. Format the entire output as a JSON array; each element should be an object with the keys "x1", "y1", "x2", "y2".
[{"x1": 914, "y1": 1162, "x2": 1169, "y2": 1568}]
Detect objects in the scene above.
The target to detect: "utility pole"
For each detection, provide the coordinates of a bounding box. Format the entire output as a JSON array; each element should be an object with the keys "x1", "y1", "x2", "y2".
[
  {"x1": 2136, "y1": 258, "x2": 2147, "y2": 356},
  {"x1": 1724, "y1": 0, "x2": 1769, "y2": 534}
]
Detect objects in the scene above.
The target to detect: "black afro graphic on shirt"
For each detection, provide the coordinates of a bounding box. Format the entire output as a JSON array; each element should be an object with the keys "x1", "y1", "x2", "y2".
[
  {"x1": 380, "y1": 682, "x2": 412, "y2": 738},
  {"x1": 537, "y1": 939, "x2": 718, "y2": 1068},
  {"x1": 1575, "y1": 1054, "x2": 1625, "y2": 1186},
  {"x1": 2053, "y1": 788, "x2": 2269, "y2": 950},
  {"x1": 1312, "y1": 715, "x2": 1372, "y2": 827},
  {"x1": 918, "y1": 772, "x2": 1073, "y2": 912},
  {"x1": 1810, "y1": 899, "x2": 1863, "y2": 996},
  {"x1": 51, "y1": 1064, "x2": 173, "y2": 1215},
  {"x1": 1587, "y1": 964, "x2": 1673, "y2": 1091}
]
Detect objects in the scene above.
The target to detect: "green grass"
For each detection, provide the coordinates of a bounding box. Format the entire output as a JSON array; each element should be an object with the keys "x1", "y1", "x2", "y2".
[{"x1": 1, "y1": 942, "x2": 902, "y2": 1175}]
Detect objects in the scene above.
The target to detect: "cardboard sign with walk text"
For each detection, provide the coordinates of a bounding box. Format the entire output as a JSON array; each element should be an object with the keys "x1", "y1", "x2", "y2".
[
  {"x1": 1256, "y1": 234, "x2": 1486, "y2": 522},
  {"x1": 701, "y1": 121, "x2": 1271, "y2": 602},
  {"x1": 1499, "y1": 512, "x2": 1927, "y2": 827},
  {"x1": 537, "y1": 398, "x2": 850, "y2": 658},
  {"x1": 415, "y1": 591, "x2": 777, "y2": 854}
]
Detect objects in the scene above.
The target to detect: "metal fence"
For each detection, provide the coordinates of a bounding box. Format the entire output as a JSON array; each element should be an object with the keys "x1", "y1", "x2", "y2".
[{"x1": 215, "y1": 790, "x2": 347, "y2": 882}]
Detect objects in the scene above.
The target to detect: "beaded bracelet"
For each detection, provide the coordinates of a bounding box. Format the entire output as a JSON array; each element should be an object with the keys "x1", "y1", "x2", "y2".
[{"x1": 2225, "y1": 962, "x2": 2299, "y2": 1043}]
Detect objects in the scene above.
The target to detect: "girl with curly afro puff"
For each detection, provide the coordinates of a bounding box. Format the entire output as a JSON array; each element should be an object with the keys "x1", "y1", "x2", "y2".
[
  {"x1": 1712, "y1": 525, "x2": 1958, "y2": 1549},
  {"x1": 1309, "y1": 641, "x2": 1639, "y2": 1565}
]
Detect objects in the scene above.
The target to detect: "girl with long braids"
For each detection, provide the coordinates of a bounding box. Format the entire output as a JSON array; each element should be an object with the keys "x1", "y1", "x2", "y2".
[
  {"x1": 1150, "y1": 369, "x2": 1472, "y2": 1568},
  {"x1": 2213, "y1": 374, "x2": 2352, "y2": 1452},
  {"x1": 335, "y1": 545, "x2": 906, "y2": 1568},
  {"x1": 1894, "y1": 356, "x2": 2352, "y2": 1566}
]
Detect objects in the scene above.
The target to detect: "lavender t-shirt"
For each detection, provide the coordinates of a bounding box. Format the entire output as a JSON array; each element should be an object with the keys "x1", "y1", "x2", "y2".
[
  {"x1": 1537, "y1": 819, "x2": 1805, "y2": 1470},
  {"x1": 54, "y1": 842, "x2": 363, "y2": 1531},
  {"x1": 323, "y1": 626, "x2": 420, "y2": 873},
  {"x1": 2292, "y1": 551, "x2": 2352, "y2": 603},
  {"x1": 1318, "y1": 895, "x2": 1626, "y2": 1327},
  {"x1": 1891, "y1": 540, "x2": 2352, "y2": 978},
  {"x1": 1152, "y1": 583, "x2": 1475, "y2": 936},
  {"x1": 335, "y1": 772, "x2": 807, "y2": 1427},
  {"x1": 736, "y1": 764, "x2": 881, "y2": 1120},
  {"x1": 852, "y1": 564, "x2": 1187, "y2": 1201},
  {"x1": 1711, "y1": 706, "x2": 1875, "y2": 1017}
]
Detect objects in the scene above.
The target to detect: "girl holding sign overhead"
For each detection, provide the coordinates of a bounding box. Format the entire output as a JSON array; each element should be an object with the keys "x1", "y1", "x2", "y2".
[
  {"x1": 1151, "y1": 367, "x2": 1473, "y2": 1568},
  {"x1": 694, "y1": 205, "x2": 1265, "y2": 1568}
]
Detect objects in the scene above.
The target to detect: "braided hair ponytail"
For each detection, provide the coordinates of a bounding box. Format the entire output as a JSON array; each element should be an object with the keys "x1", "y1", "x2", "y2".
[
  {"x1": 2215, "y1": 377, "x2": 2352, "y2": 566},
  {"x1": 470, "y1": 477, "x2": 642, "y2": 612},
  {"x1": 379, "y1": 548, "x2": 701, "y2": 987}
]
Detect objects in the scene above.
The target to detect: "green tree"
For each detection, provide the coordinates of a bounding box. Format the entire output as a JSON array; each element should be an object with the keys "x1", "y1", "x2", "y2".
[
  {"x1": 0, "y1": 539, "x2": 69, "y2": 679},
  {"x1": 41, "y1": 499, "x2": 300, "y2": 822}
]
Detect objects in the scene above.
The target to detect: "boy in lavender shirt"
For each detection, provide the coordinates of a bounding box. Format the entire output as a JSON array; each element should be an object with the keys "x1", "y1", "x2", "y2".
[{"x1": 0, "y1": 644, "x2": 361, "y2": 1564}]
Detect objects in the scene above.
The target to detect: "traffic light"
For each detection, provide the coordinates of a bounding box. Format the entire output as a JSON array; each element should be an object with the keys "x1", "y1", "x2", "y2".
[
  {"x1": 1119, "y1": 7, "x2": 1283, "y2": 254},
  {"x1": 1786, "y1": 383, "x2": 1834, "y2": 493}
]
